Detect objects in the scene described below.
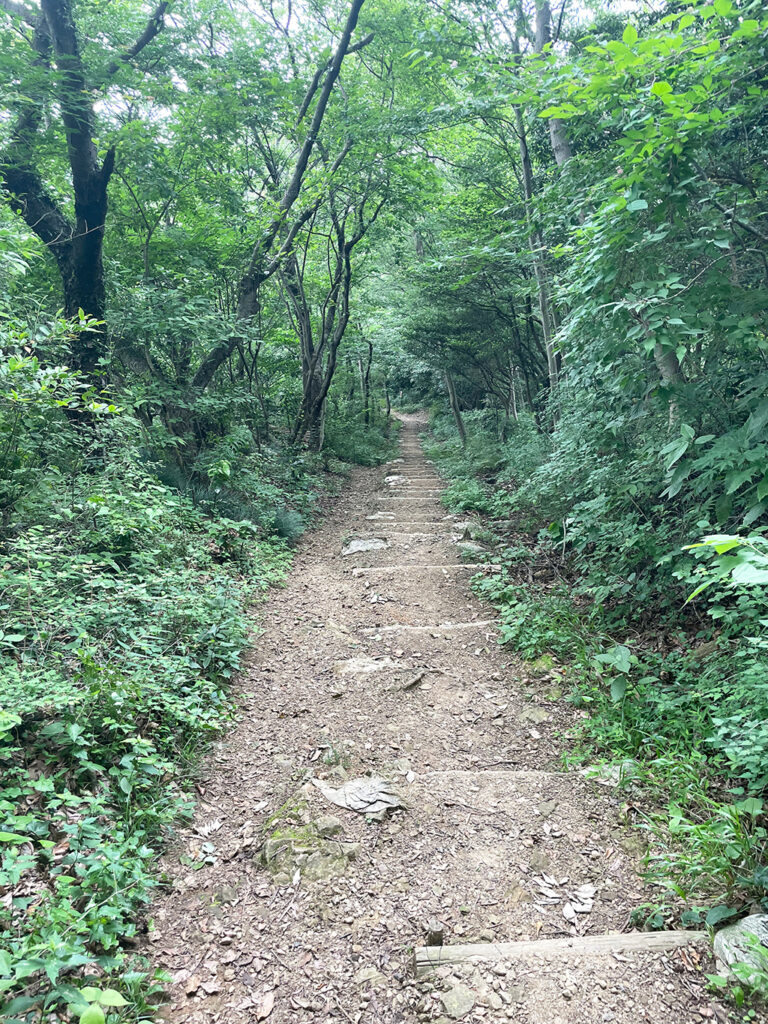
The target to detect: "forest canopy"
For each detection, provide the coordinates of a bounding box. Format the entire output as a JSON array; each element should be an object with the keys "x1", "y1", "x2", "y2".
[{"x1": 1, "y1": 0, "x2": 768, "y2": 1018}]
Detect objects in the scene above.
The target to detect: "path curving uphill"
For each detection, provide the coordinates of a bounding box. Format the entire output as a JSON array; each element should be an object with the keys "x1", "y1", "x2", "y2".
[{"x1": 147, "y1": 415, "x2": 719, "y2": 1024}]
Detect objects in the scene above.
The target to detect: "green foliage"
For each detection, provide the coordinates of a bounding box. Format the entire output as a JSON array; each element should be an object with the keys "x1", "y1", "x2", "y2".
[
  {"x1": 0, "y1": 320, "x2": 305, "y2": 1018},
  {"x1": 323, "y1": 414, "x2": 400, "y2": 468},
  {"x1": 427, "y1": 410, "x2": 768, "y2": 926}
]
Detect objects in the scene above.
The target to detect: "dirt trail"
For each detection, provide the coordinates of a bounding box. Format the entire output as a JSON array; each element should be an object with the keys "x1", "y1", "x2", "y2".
[{"x1": 146, "y1": 416, "x2": 719, "y2": 1024}]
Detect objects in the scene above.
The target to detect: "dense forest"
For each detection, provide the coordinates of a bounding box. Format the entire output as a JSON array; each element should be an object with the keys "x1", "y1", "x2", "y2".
[{"x1": 1, "y1": 0, "x2": 768, "y2": 1019}]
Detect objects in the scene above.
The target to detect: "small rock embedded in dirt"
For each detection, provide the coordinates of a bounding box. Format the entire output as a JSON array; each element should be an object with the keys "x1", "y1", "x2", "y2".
[
  {"x1": 440, "y1": 982, "x2": 475, "y2": 1019},
  {"x1": 713, "y1": 914, "x2": 768, "y2": 981},
  {"x1": 353, "y1": 965, "x2": 387, "y2": 988},
  {"x1": 315, "y1": 814, "x2": 343, "y2": 837},
  {"x1": 342, "y1": 537, "x2": 388, "y2": 555},
  {"x1": 455, "y1": 540, "x2": 485, "y2": 554},
  {"x1": 303, "y1": 845, "x2": 359, "y2": 880},
  {"x1": 519, "y1": 707, "x2": 550, "y2": 725},
  {"x1": 261, "y1": 832, "x2": 358, "y2": 881}
]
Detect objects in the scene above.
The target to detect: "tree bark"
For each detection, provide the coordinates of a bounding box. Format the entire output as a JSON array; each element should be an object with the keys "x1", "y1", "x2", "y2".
[
  {"x1": 362, "y1": 337, "x2": 373, "y2": 425},
  {"x1": 1, "y1": 0, "x2": 167, "y2": 375},
  {"x1": 445, "y1": 371, "x2": 467, "y2": 446},
  {"x1": 535, "y1": 2, "x2": 573, "y2": 168},
  {"x1": 514, "y1": 105, "x2": 558, "y2": 391}
]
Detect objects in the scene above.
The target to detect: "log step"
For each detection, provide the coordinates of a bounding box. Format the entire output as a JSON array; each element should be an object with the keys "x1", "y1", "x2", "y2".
[
  {"x1": 351, "y1": 564, "x2": 500, "y2": 576},
  {"x1": 412, "y1": 930, "x2": 709, "y2": 975}
]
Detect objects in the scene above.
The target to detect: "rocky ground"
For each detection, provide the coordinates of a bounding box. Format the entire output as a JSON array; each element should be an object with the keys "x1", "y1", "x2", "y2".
[{"x1": 143, "y1": 415, "x2": 727, "y2": 1023}]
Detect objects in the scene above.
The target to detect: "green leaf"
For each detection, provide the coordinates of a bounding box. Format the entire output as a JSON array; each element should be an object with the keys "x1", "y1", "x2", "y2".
[
  {"x1": 731, "y1": 562, "x2": 768, "y2": 586},
  {"x1": 725, "y1": 468, "x2": 755, "y2": 494},
  {"x1": 713, "y1": 0, "x2": 732, "y2": 15},
  {"x1": 681, "y1": 908, "x2": 702, "y2": 927},
  {"x1": 610, "y1": 677, "x2": 627, "y2": 703},
  {"x1": 79, "y1": 1006, "x2": 106, "y2": 1024},
  {"x1": 746, "y1": 398, "x2": 768, "y2": 439},
  {"x1": 651, "y1": 81, "x2": 672, "y2": 96},
  {"x1": 626, "y1": 199, "x2": 648, "y2": 212},
  {"x1": 705, "y1": 905, "x2": 738, "y2": 926},
  {"x1": 97, "y1": 989, "x2": 129, "y2": 1007},
  {"x1": 622, "y1": 24, "x2": 638, "y2": 45},
  {"x1": 0, "y1": 831, "x2": 30, "y2": 843},
  {"x1": 734, "y1": 797, "x2": 763, "y2": 816}
]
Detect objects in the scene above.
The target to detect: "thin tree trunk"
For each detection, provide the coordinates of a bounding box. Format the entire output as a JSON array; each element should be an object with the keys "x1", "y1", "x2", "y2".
[
  {"x1": 362, "y1": 338, "x2": 373, "y2": 425},
  {"x1": 514, "y1": 106, "x2": 558, "y2": 391},
  {"x1": 445, "y1": 371, "x2": 467, "y2": 446},
  {"x1": 535, "y1": 2, "x2": 573, "y2": 169}
]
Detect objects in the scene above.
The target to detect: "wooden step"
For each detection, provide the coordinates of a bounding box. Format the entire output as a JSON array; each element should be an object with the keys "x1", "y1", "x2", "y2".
[{"x1": 412, "y1": 929, "x2": 709, "y2": 975}]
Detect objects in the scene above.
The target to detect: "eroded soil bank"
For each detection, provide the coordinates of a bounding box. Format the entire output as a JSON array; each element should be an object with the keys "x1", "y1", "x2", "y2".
[{"x1": 144, "y1": 416, "x2": 723, "y2": 1024}]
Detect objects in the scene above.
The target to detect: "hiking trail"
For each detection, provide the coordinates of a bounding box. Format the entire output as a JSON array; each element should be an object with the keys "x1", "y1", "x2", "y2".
[{"x1": 146, "y1": 415, "x2": 720, "y2": 1024}]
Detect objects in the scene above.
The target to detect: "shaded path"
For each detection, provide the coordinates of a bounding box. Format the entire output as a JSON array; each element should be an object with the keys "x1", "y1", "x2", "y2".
[{"x1": 147, "y1": 416, "x2": 718, "y2": 1024}]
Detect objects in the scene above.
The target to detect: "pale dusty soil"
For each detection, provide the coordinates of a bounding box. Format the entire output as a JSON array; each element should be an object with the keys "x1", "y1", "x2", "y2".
[{"x1": 143, "y1": 416, "x2": 728, "y2": 1024}]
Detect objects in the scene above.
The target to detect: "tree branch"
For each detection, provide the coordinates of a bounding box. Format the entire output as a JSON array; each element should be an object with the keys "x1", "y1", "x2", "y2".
[
  {"x1": 296, "y1": 31, "x2": 374, "y2": 125},
  {"x1": 105, "y1": 1, "x2": 168, "y2": 77}
]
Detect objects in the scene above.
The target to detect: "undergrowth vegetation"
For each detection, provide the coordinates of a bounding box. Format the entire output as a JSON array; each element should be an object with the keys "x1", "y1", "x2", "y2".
[
  {"x1": 425, "y1": 409, "x2": 768, "y2": 933},
  {"x1": 0, "y1": 319, "x2": 395, "y2": 1021}
]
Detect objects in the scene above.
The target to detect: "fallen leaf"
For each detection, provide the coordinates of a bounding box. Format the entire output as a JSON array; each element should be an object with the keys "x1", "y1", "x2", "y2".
[{"x1": 257, "y1": 989, "x2": 275, "y2": 1020}]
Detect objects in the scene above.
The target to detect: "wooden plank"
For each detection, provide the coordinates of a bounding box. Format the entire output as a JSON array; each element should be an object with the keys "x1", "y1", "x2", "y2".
[
  {"x1": 412, "y1": 931, "x2": 709, "y2": 975},
  {"x1": 351, "y1": 564, "x2": 500, "y2": 576},
  {"x1": 360, "y1": 620, "x2": 495, "y2": 634}
]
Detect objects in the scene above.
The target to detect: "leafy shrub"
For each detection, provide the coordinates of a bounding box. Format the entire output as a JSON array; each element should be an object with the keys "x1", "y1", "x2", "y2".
[
  {"x1": 426, "y1": 412, "x2": 768, "y2": 922},
  {"x1": 441, "y1": 478, "x2": 491, "y2": 514},
  {"x1": 323, "y1": 415, "x2": 399, "y2": 467},
  {"x1": 271, "y1": 508, "x2": 305, "y2": 542},
  {"x1": 0, "y1": 325, "x2": 302, "y2": 1019}
]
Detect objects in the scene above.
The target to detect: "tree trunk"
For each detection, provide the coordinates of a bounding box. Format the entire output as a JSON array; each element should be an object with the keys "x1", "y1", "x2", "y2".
[
  {"x1": 362, "y1": 338, "x2": 373, "y2": 425},
  {"x1": 445, "y1": 371, "x2": 467, "y2": 446},
  {"x1": 508, "y1": 360, "x2": 519, "y2": 423},
  {"x1": 304, "y1": 368, "x2": 327, "y2": 452},
  {"x1": 535, "y1": 2, "x2": 573, "y2": 169},
  {"x1": 653, "y1": 342, "x2": 680, "y2": 429},
  {"x1": 2, "y1": 0, "x2": 167, "y2": 376},
  {"x1": 514, "y1": 105, "x2": 558, "y2": 392}
]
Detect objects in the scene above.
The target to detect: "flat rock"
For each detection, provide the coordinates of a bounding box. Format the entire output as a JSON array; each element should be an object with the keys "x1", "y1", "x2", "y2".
[
  {"x1": 440, "y1": 982, "x2": 475, "y2": 1019},
  {"x1": 353, "y1": 965, "x2": 387, "y2": 988},
  {"x1": 519, "y1": 707, "x2": 550, "y2": 725},
  {"x1": 342, "y1": 537, "x2": 389, "y2": 555}
]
